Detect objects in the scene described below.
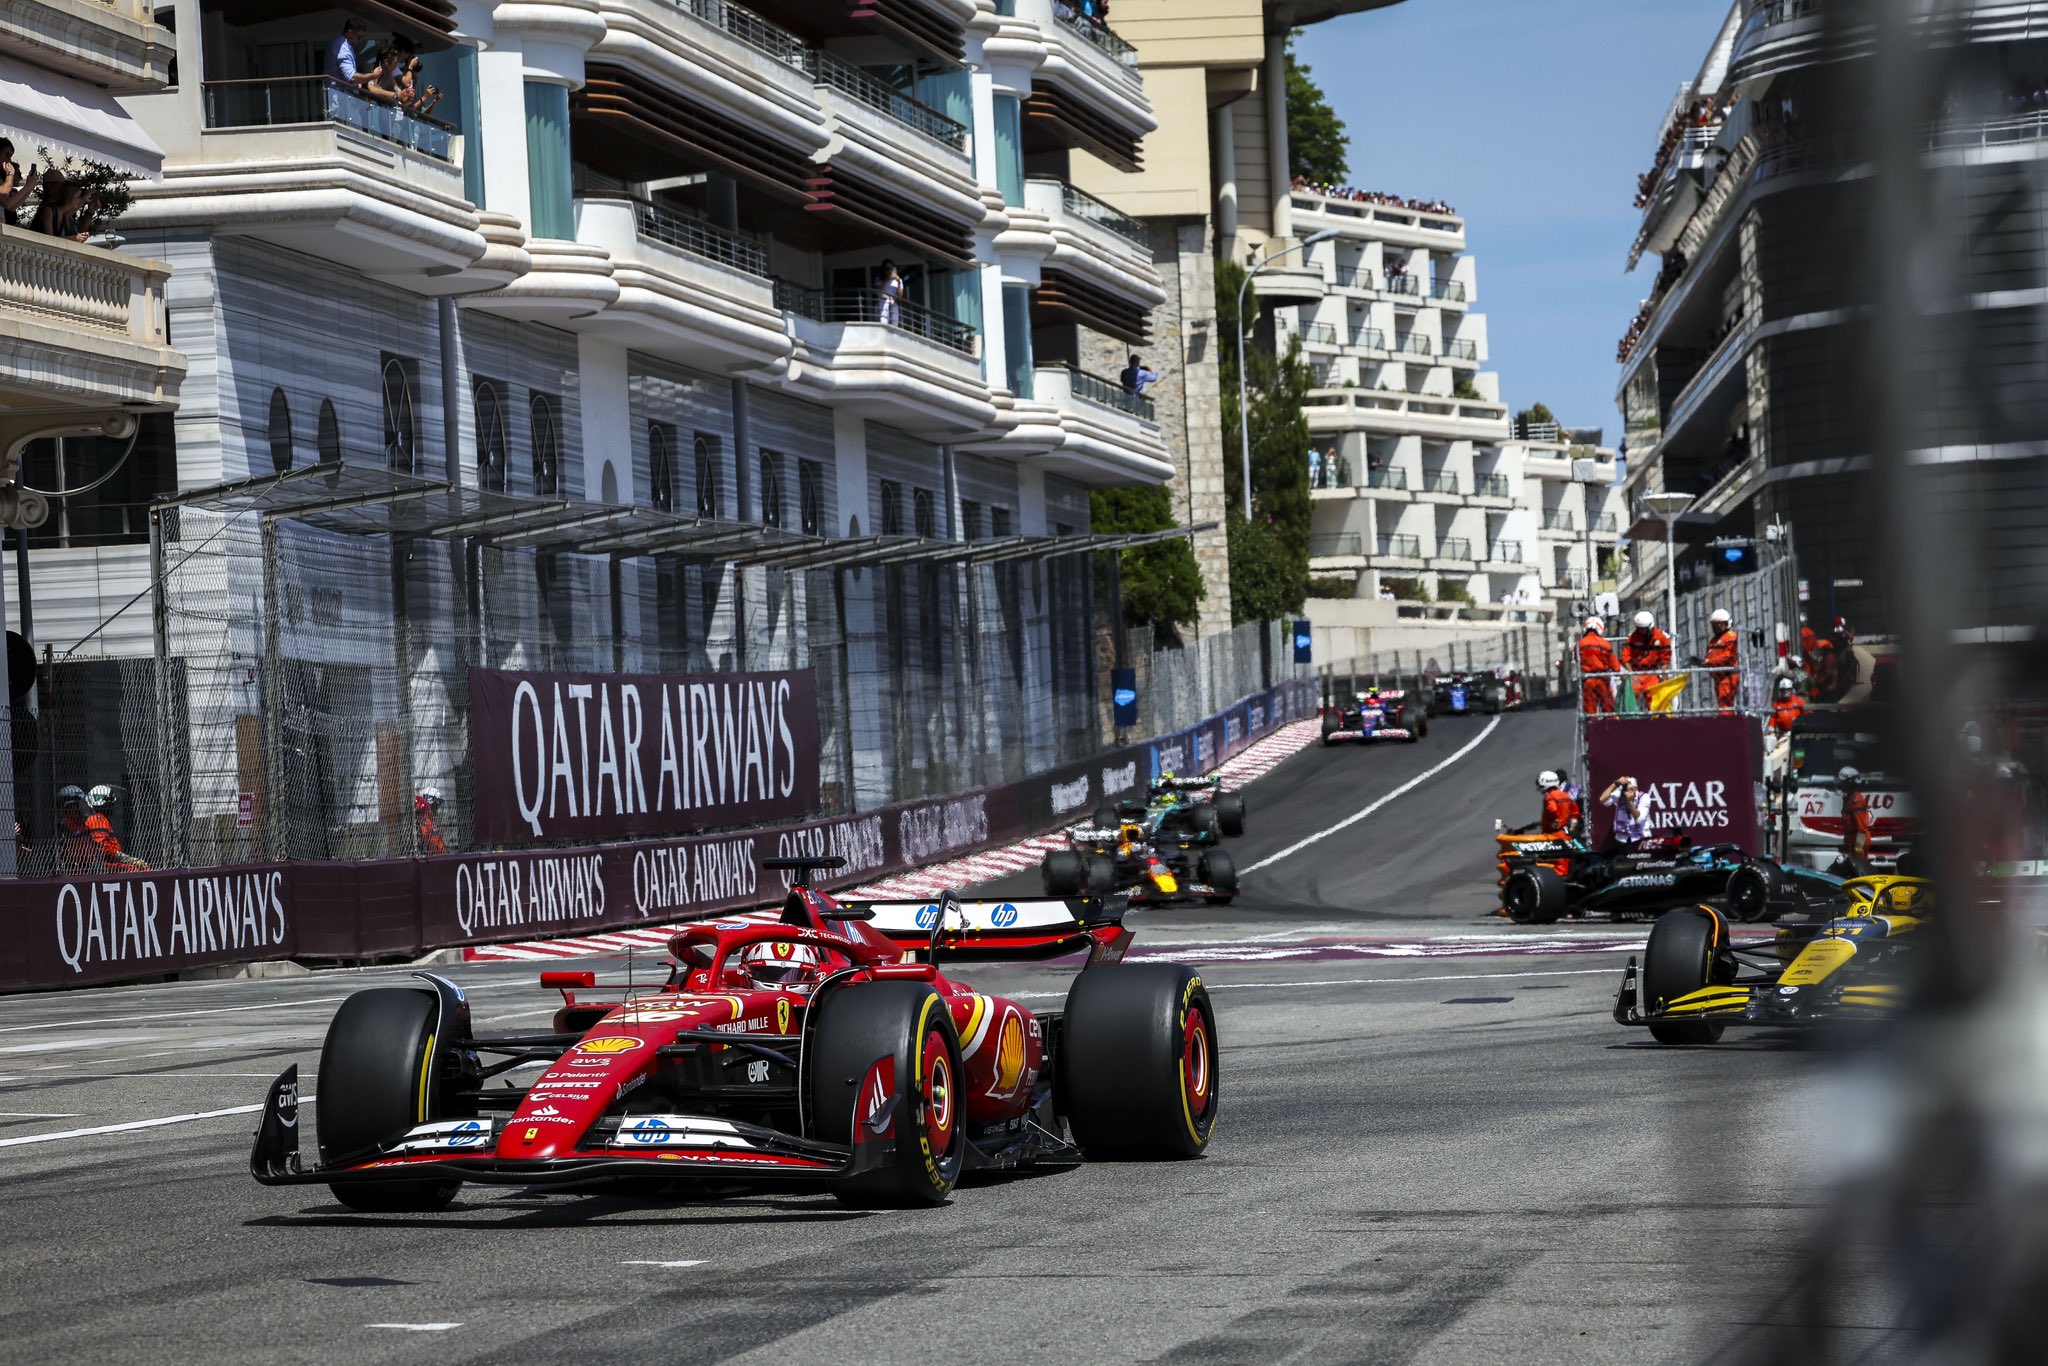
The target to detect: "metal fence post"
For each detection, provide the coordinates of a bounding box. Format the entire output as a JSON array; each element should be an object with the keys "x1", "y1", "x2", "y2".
[{"x1": 260, "y1": 514, "x2": 285, "y2": 862}]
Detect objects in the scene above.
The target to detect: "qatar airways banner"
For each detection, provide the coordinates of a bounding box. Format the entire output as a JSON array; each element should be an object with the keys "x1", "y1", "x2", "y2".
[
  {"x1": 468, "y1": 667, "x2": 821, "y2": 845},
  {"x1": 1585, "y1": 714, "x2": 1764, "y2": 853}
]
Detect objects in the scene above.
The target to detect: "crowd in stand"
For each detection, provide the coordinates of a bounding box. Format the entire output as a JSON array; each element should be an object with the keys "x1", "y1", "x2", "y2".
[
  {"x1": 0, "y1": 137, "x2": 105, "y2": 243},
  {"x1": 1053, "y1": 0, "x2": 1115, "y2": 34},
  {"x1": 2009, "y1": 77, "x2": 2048, "y2": 113},
  {"x1": 1614, "y1": 250, "x2": 1693, "y2": 362},
  {"x1": 326, "y1": 18, "x2": 444, "y2": 116},
  {"x1": 1291, "y1": 176, "x2": 1456, "y2": 216},
  {"x1": 1616, "y1": 304, "x2": 1652, "y2": 363},
  {"x1": 1634, "y1": 95, "x2": 1729, "y2": 208}
]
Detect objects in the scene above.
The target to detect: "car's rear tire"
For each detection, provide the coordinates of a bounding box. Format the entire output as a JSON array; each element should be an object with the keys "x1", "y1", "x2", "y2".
[
  {"x1": 1061, "y1": 964, "x2": 1218, "y2": 1159},
  {"x1": 1321, "y1": 714, "x2": 1340, "y2": 745},
  {"x1": 1042, "y1": 850, "x2": 1083, "y2": 897},
  {"x1": 1093, "y1": 804, "x2": 1118, "y2": 831},
  {"x1": 1199, "y1": 847, "x2": 1238, "y2": 903},
  {"x1": 1643, "y1": 908, "x2": 1730, "y2": 1045},
  {"x1": 1085, "y1": 854, "x2": 1119, "y2": 895},
  {"x1": 1503, "y1": 866, "x2": 1567, "y2": 924},
  {"x1": 1724, "y1": 861, "x2": 1784, "y2": 923},
  {"x1": 318, "y1": 987, "x2": 464, "y2": 1211},
  {"x1": 1214, "y1": 793, "x2": 1246, "y2": 837},
  {"x1": 808, "y1": 983, "x2": 966, "y2": 1207}
]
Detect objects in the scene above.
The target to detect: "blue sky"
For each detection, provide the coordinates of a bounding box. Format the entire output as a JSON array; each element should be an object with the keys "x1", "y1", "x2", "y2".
[{"x1": 1300, "y1": 0, "x2": 1732, "y2": 441}]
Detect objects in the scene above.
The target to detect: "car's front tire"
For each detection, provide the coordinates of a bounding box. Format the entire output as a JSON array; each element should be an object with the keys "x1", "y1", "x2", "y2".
[
  {"x1": 808, "y1": 983, "x2": 965, "y2": 1207},
  {"x1": 1643, "y1": 908, "x2": 1731, "y2": 1045},
  {"x1": 1199, "y1": 847, "x2": 1238, "y2": 904},
  {"x1": 1061, "y1": 964, "x2": 1218, "y2": 1159},
  {"x1": 318, "y1": 987, "x2": 465, "y2": 1211}
]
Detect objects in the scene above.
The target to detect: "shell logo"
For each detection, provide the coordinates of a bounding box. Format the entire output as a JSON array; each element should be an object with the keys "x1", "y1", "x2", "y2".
[
  {"x1": 572, "y1": 1036, "x2": 644, "y2": 1056},
  {"x1": 989, "y1": 1009, "x2": 1026, "y2": 1098}
]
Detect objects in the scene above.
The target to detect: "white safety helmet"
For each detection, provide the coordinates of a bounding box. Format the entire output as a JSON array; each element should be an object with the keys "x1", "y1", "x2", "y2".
[
  {"x1": 1633, "y1": 610, "x2": 1654, "y2": 629},
  {"x1": 87, "y1": 784, "x2": 117, "y2": 809},
  {"x1": 1710, "y1": 608, "x2": 1730, "y2": 625},
  {"x1": 1536, "y1": 770, "x2": 1562, "y2": 790},
  {"x1": 1776, "y1": 677, "x2": 1795, "y2": 693},
  {"x1": 1582, "y1": 616, "x2": 1603, "y2": 632},
  {"x1": 1838, "y1": 766, "x2": 1861, "y2": 784}
]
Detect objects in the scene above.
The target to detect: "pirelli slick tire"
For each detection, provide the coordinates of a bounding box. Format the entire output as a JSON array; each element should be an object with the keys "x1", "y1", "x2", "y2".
[
  {"x1": 318, "y1": 987, "x2": 464, "y2": 1212},
  {"x1": 1321, "y1": 714, "x2": 1342, "y2": 745},
  {"x1": 1191, "y1": 804, "x2": 1222, "y2": 843},
  {"x1": 1644, "y1": 908, "x2": 1730, "y2": 1046},
  {"x1": 1061, "y1": 964, "x2": 1218, "y2": 1160},
  {"x1": 1724, "y1": 861, "x2": 1785, "y2": 923},
  {"x1": 1042, "y1": 850, "x2": 1084, "y2": 897},
  {"x1": 1085, "y1": 854, "x2": 1119, "y2": 896},
  {"x1": 1198, "y1": 847, "x2": 1238, "y2": 903},
  {"x1": 1093, "y1": 804, "x2": 1119, "y2": 831},
  {"x1": 1214, "y1": 792, "x2": 1247, "y2": 837},
  {"x1": 1482, "y1": 684, "x2": 1508, "y2": 714},
  {"x1": 810, "y1": 983, "x2": 966, "y2": 1207},
  {"x1": 1503, "y1": 866, "x2": 1567, "y2": 925},
  {"x1": 1399, "y1": 706, "x2": 1426, "y2": 742}
]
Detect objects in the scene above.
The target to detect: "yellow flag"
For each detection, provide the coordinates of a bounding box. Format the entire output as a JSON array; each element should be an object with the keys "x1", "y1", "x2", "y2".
[{"x1": 1648, "y1": 675, "x2": 1691, "y2": 712}]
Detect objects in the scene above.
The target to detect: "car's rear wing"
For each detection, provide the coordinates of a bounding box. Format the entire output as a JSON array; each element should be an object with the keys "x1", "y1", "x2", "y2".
[
  {"x1": 1150, "y1": 776, "x2": 1221, "y2": 794},
  {"x1": 836, "y1": 894, "x2": 1131, "y2": 965}
]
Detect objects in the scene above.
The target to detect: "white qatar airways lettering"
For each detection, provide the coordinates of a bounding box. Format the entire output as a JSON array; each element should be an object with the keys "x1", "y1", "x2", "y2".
[{"x1": 55, "y1": 871, "x2": 287, "y2": 973}]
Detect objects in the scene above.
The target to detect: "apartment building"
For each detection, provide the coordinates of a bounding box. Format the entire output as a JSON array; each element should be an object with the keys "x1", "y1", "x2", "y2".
[
  {"x1": 1518, "y1": 422, "x2": 1626, "y2": 623},
  {"x1": 1070, "y1": 0, "x2": 1410, "y2": 635},
  {"x1": 1615, "y1": 1, "x2": 2048, "y2": 636}
]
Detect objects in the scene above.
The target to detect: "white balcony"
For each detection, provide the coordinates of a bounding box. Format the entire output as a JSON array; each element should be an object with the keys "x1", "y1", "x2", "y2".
[
  {"x1": 569, "y1": 194, "x2": 790, "y2": 373},
  {"x1": 0, "y1": 225, "x2": 183, "y2": 414},
  {"x1": 5, "y1": 0, "x2": 173, "y2": 92},
  {"x1": 783, "y1": 288, "x2": 992, "y2": 438},
  {"x1": 1290, "y1": 193, "x2": 1466, "y2": 253},
  {"x1": 467, "y1": 237, "x2": 618, "y2": 323},
  {"x1": 1022, "y1": 178, "x2": 1163, "y2": 310},
  {"x1": 592, "y1": 0, "x2": 828, "y2": 156},
  {"x1": 812, "y1": 54, "x2": 981, "y2": 228},
  {"x1": 1306, "y1": 390, "x2": 1510, "y2": 443},
  {"x1": 1019, "y1": 0, "x2": 1156, "y2": 147},
  {"x1": 129, "y1": 79, "x2": 487, "y2": 289},
  {"x1": 1031, "y1": 365, "x2": 1171, "y2": 486}
]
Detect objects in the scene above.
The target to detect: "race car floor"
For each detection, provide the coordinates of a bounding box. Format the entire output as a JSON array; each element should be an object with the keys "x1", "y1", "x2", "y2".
[{"x1": 0, "y1": 708, "x2": 1903, "y2": 1364}]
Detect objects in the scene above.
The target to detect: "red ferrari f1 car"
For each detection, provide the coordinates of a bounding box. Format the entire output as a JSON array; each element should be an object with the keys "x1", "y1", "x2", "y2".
[{"x1": 250, "y1": 856, "x2": 1218, "y2": 1210}]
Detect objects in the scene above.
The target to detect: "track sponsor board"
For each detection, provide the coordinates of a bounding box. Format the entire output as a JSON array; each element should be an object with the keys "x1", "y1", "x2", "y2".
[{"x1": 1585, "y1": 714, "x2": 1764, "y2": 853}]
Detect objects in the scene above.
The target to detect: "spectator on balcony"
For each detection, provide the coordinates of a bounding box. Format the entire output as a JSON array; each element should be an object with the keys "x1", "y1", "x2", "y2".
[
  {"x1": 0, "y1": 139, "x2": 41, "y2": 228},
  {"x1": 876, "y1": 259, "x2": 903, "y2": 326},
  {"x1": 29, "y1": 165, "x2": 95, "y2": 243},
  {"x1": 1120, "y1": 354, "x2": 1158, "y2": 396},
  {"x1": 326, "y1": 18, "x2": 375, "y2": 92},
  {"x1": 1307, "y1": 446, "x2": 1324, "y2": 488}
]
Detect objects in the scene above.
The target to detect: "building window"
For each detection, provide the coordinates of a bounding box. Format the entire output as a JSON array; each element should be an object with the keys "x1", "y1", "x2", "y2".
[
  {"x1": 1002, "y1": 284, "x2": 1032, "y2": 400},
  {"x1": 317, "y1": 399, "x2": 341, "y2": 463},
  {"x1": 649, "y1": 422, "x2": 675, "y2": 513},
  {"x1": 879, "y1": 479, "x2": 902, "y2": 536},
  {"x1": 991, "y1": 506, "x2": 1011, "y2": 537},
  {"x1": 694, "y1": 433, "x2": 720, "y2": 518},
  {"x1": 267, "y1": 388, "x2": 293, "y2": 474},
  {"x1": 530, "y1": 392, "x2": 560, "y2": 494},
  {"x1": 474, "y1": 378, "x2": 508, "y2": 492},
  {"x1": 960, "y1": 499, "x2": 982, "y2": 541},
  {"x1": 381, "y1": 355, "x2": 419, "y2": 473},
  {"x1": 524, "y1": 81, "x2": 573, "y2": 239},
  {"x1": 913, "y1": 487, "x2": 936, "y2": 538},
  {"x1": 759, "y1": 450, "x2": 784, "y2": 529},
  {"x1": 798, "y1": 459, "x2": 823, "y2": 536},
  {"x1": 993, "y1": 95, "x2": 1024, "y2": 206}
]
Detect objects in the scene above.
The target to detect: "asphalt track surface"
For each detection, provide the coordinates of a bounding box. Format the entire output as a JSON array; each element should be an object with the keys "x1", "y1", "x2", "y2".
[{"x1": 0, "y1": 709, "x2": 1868, "y2": 1364}]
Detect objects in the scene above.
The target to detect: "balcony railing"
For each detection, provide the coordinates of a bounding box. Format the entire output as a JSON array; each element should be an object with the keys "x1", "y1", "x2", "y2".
[
  {"x1": 1055, "y1": 180, "x2": 1147, "y2": 247},
  {"x1": 1063, "y1": 365, "x2": 1156, "y2": 421},
  {"x1": 1558, "y1": 570, "x2": 1587, "y2": 590},
  {"x1": 806, "y1": 50, "x2": 967, "y2": 149},
  {"x1": 1384, "y1": 273, "x2": 1421, "y2": 296},
  {"x1": 633, "y1": 200, "x2": 769, "y2": 277},
  {"x1": 1490, "y1": 540, "x2": 1523, "y2": 563},
  {"x1": 1396, "y1": 334, "x2": 1432, "y2": 356},
  {"x1": 1593, "y1": 513, "x2": 1620, "y2": 533},
  {"x1": 1335, "y1": 265, "x2": 1375, "y2": 290},
  {"x1": 1311, "y1": 533, "x2": 1363, "y2": 558},
  {"x1": 1352, "y1": 327, "x2": 1389, "y2": 351},
  {"x1": 1438, "y1": 537, "x2": 1474, "y2": 560},
  {"x1": 1516, "y1": 418, "x2": 1562, "y2": 442},
  {"x1": 201, "y1": 77, "x2": 456, "y2": 160},
  {"x1": 1054, "y1": 11, "x2": 1141, "y2": 70},
  {"x1": 1476, "y1": 473, "x2": 1511, "y2": 499},
  {"x1": 1425, "y1": 471, "x2": 1459, "y2": 495},
  {"x1": 1444, "y1": 338, "x2": 1478, "y2": 361},
  {"x1": 779, "y1": 285, "x2": 979, "y2": 356},
  {"x1": 0, "y1": 225, "x2": 165, "y2": 341},
  {"x1": 1368, "y1": 466, "x2": 1408, "y2": 490},
  {"x1": 1431, "y1": 279, "x2": 1469, "y2": 303},
  {"x1": 1378, "y1": 534, "x2": 1422, "y2": 558},
  {"x1": 1542, "y1": 511, "x2": 1576, "y2": 531},
  {"x1": 1301, "y1": 322, "x2": 1341, "y2": 346},
  {"x1": 672, "y1": 0, "x2": 808, "y2": 66}
]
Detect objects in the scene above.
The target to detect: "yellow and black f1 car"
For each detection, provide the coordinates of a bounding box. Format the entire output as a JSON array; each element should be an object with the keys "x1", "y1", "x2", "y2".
[{"x1": 1613, "y1": 876, "x2": 1932, "y2": 1045}]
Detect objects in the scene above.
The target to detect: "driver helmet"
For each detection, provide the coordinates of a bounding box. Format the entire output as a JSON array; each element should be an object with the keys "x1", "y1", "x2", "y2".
[
  {"x1": 736, "y1": 940, "x2": 830, "y2": 991},
  {"x1": 1710, "y1": 608, "x2": 1730, "y2": 626},
  {"x1": 1633, "y1": 610, "x2": 1655, "y2": 630},
  {"x1": 1119, "y1": 821, "x2": 1146, "y2": 845},
  {"x1": 1536, "y1": 770, "x2": 1563, "y2": 791}
]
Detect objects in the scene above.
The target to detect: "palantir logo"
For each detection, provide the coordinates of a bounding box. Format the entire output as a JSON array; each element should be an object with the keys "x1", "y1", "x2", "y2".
[{"x1": 991, "y1": 903, "x2": 1019, "y2": 928}]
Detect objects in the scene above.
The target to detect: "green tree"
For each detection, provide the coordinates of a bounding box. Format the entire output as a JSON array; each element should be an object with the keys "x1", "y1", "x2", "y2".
[
  {"x1": 1287, "y1": 36, "x2": 1349, "y2": 184},
  {"x1": 1218, "y1": 259, "x2": 1314, "y2": 623},
  {"x1": 1515, "y1": 402, "x2": 1560, "y2": 428},
  {"x1": 1090, "y1": 484, "x2": 1204, "y2": 644}
]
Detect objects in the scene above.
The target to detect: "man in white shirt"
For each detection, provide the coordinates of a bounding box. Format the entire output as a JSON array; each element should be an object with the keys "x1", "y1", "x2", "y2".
[
  {"x1": 1600, "y1": 775, "x2": 1653, "y2": 851},
  {"x1": 327, "y1": 18, "x2": 371, "y2": 89}
]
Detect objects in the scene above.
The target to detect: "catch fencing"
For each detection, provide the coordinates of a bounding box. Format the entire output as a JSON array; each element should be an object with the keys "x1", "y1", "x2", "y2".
[
  {"x1": 1315, "y1": 620, "x2": 1567, "y2": 704},
  {"x1": 7, "y1": 466, "x2": 1300, "y2": 877}
]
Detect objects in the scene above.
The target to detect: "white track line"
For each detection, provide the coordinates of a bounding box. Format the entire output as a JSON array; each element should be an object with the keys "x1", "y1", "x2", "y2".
[
  {"x1": 1241, "y1": 715, "x2": 1502, "y2": 874},
  {"x1": 0, "y1": 1096, "x2": 314, "y2": 1149},
  {"x1": 0, "y1": 996, "x2": 352, "y2": 1035}
]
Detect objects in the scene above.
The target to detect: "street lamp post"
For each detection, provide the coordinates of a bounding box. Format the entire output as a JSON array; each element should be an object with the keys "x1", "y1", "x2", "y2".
[
  {"x1": 1640, "y1": 491, "x2": 1693, "y2": 638},
  {"x1": 1236, "y1": 229, "x2": 1341, "y2": 517}
]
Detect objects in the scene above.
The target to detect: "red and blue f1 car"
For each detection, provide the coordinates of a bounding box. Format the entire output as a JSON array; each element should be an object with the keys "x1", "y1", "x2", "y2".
[{"x1": 249, "y1": 857, "x2": 1218, "y2": 1210}]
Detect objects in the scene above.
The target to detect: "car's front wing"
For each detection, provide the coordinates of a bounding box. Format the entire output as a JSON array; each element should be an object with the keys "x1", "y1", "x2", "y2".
[
  {"x1": 1322, "y1": 727, "x2": 1412, "y2": 743},
  {"x1": 1611, "y1": 957, "x2": 1905, "y2": 1029}
]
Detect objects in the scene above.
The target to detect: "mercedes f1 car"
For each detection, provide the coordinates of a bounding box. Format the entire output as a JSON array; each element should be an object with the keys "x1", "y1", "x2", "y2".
[
  {"x1": 1320, "y1": 688, "x2": 1428, "y2": 745},
  {"x1": 1091, "y1": 775, "x2": 1247, "y2": 846},
  {"x1": 1040, "y1": 823, "x2": 1238, "y2": 906},
  {"x1": 1497, "y1": 835, "x2": 1843, "y2": 924},
  {"x1": 249, "y1": 856, "x2": 1219, "y2": 1210},
  {"x1": 1614, "y1": 875, "x2": 1932, "y2": 1044}
]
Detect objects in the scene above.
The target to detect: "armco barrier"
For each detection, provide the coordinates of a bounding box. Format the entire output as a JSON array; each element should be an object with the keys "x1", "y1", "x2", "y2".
[{"x1": 0, "y1": 680, "x2": 1316, "y2": 992}]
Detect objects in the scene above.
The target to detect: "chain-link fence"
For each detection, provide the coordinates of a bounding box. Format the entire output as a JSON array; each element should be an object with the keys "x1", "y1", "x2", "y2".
[
  {"x1": 1316, "y1": 620, "x2": 1567, "y2": 703},
  {"x1": 7, "y1": 468, "x2": 1298, "y2": 873}
]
